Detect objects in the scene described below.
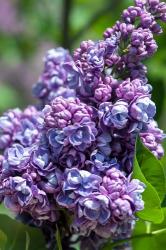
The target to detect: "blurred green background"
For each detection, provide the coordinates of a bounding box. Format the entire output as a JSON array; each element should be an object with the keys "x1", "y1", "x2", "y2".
[{"x1": 0, "y1": 0, "x2": 165, "y2": 131}]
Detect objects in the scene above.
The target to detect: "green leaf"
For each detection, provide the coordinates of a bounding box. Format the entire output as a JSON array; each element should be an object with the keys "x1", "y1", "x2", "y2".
[
  {"x1": 137, "y1": 138, "x2": 166, "y2": 201},
  {"x1": 132, "y1": 156, "x2": 164, "y2": 223},
  {"x1": 102, "y1": 241, "x2": 113, "y2": 250},
  {"x1": 0, "y1": 204, "x2": 14, "y2": 219},
  {"x1": 0, "y1": 230, "x2": 7, "y2": 250},
  {"x1": 56, "y1": 226, "x2": 62, "y2": 250},
  {"x1": 0, "y1": 215, "x2": 47, "y2": 250},
  {"x1": 132, "y1": 213, "x2": 166, "y2": 250}
]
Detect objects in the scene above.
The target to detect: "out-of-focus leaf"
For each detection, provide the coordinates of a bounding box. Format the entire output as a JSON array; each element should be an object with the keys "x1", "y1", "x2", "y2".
[
  {"x1": 0, "y1": 215, "x2": 47, "y2": 250},
  {"x1": 132, "y1": 156, "x2": 164, "y2": 223},
  {"x1": 56, "y1": 226, "x2": 62, "y2": 250},
  {"x1": 137, "y1": 138, "x2": 166, "y2": 201},
  {"x1": 150, "y1": 77, "x2": 165, "y2": 121},
  {"x1": 102, "y1": 242, "x2": 113, "y2": 250},
  {"x1": 0, "y1": 204, "x2": 14, "y2": 219},
  {"x1": 0, "y1": 230, "x2": 7, "y2": 250}
]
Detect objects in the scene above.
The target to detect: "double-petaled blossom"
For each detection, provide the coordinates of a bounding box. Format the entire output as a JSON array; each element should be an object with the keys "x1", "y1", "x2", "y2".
[
  {"x1": 99, "y1": 101, "x2": 129, "y2": 129},
  {"x1": 59, "y1": 147, "x2": 86, "y2": 169},
  {"x1": 89, "y1": 150, "x2": 120, "y2": 174},
  {"x1": 56, "y1": 168, "x2": 102, "y2": 208},
  {"x1": 64, "y1": 122, "x2": 97, "y2": 151},
  {"x1": 130, "y1": 95, "x2": 156, "y2": 123},
  {"x1": 2, "y1": 144, "x2": 32, "y2": 172},
  {"x1": 0, "y1": 106, "x2": 41, "y2": 150}
]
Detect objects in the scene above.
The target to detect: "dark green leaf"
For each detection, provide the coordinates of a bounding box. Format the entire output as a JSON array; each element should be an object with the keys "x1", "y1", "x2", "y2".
[
  {"x1": 137, "y1": 138, "x2": 166, "y2": 202},
  {"x1": 0, "y1": 230, "x2": 7, "y2": 250},
  {"x1": 132, "y1": 156, "x2": 164, "y2": 223}
]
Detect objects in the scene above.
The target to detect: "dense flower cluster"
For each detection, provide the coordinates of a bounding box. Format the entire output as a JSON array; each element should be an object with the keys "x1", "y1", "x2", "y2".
[{"x1": 0, "y1": 0, "x2": 166, "y2": 248}]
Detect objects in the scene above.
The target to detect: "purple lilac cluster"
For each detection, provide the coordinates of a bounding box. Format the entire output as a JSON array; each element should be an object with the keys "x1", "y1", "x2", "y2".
[
  {"x1": 32, "y1": 48, "x2": 77, "y2": 107},
  {"x1": 0, "y1": 0, "x2": 166, "y2": 246}
]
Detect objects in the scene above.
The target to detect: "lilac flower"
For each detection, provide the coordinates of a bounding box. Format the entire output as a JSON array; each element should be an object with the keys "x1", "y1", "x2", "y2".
[
  {"x1": 56, "y1": 168, "x2": 102, "y2": 208},
  {"x1": 64, "y1": 122, "x2": 97, "y2": 150},
  {"x1": 96, "y1": 132, "x2": 112, "y2": 156},
  {"x1": 0, "y1": 106, "x2": 41, "y2": 150},
  {"x1": 43, "y1": 96, "x2": 93, "y2": 129},
  {"x1": 89, "y1": 150, "x2": 120, "y2": 173},
  {"x1": 46, "y1": 129, "x2": 66, "y2": 157},
  {"x1": 74, "y1": 194, "x2": 111, "y2": 230},
  {"x1": 33, "y1": 48, "x2": 79, "y2": 106},
  {"x1": 116, "y1": 78, "x2": 152, "y2": 101},
  {"x1": 39, "y1": 169, "x2": 62, "y2": 194},
  {"x1": 99, "y1": 101, "x2": 129, "y2": 129},
  {"x1": 73, "y1": 168, "x2": 145, "y2": 238},
  {"x1": 1, "y1": 175, "x2": 58, "y2": 222},
  {"x1": 3, "y1": 144, "x2": 32, "y2": 172},
  {"x1": 59, "y1": 147, "x2": 86, "y2": 169},
  {"x1": 130, "y1": 95, "x2": 156, "y2": 122},
  {"x1": 140, "y1": 120, "x2": 166, "y2": 158},
  {"x1": 87, "y1": 46, "x2": 105, "y2": 70},
  {"x1": 31, "y1": 145, "x2": 55, "y2": 175}
]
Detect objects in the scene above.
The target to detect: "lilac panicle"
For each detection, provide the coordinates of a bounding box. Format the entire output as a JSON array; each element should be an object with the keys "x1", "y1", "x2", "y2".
[{"x1": 0, "y1": 0, "x2": 166, "y2": 246}]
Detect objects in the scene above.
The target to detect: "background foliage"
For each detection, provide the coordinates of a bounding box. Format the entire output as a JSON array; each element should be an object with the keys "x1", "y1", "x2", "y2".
[{"x1": 0, "y1": 0, "x2": 166, "y2": 249}]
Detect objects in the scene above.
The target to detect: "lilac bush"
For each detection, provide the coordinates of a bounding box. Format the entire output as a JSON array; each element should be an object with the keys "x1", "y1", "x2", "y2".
[{"x1": 0, "y1": 0, "x2": 166, "y2": 249}]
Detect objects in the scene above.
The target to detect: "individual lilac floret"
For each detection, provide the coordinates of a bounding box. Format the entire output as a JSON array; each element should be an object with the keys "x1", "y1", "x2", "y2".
[
  {"x1": 2, "y1": 144, "x2": 32, "y2": 173},
  {"x1": 73, "y1": 168, "x2": 145, "y2": 239},
  {"x1": 56, "y1": 168, "x2": 102, "y2": 208},
  {"x1": 74, "y1": 194, "x2": 111, "y2": 233},
  {"x1": 0, "y1": 106, "x2": 41, "y2": 151},
  {"x1": 140, "y1": 120, "x2": 166, "y2": 158},
  {"x1": 31, "y1": 145, "x2": 55, "y2": 175},
  {"x1": 43, "y1": 96, "x2": 94, "y2": 129},
  {"x1": 88, "y1": 149, "x2": 120, "y2": 174},
  {"x1": 39, "y1": 169, "x2": 62, "y2": 194},
  {"x1": 64, "y1": 122, "x2": 97, "y2": 151},
  {"x1": 59, "y1": 147, "x2": 86, "y2": 169},
  {"x1": 99, "y1": 101, "x2": 129, "y2": 129},
  {"x1": 130, "y1": 95, "x2": 156, "y2": 123}
]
